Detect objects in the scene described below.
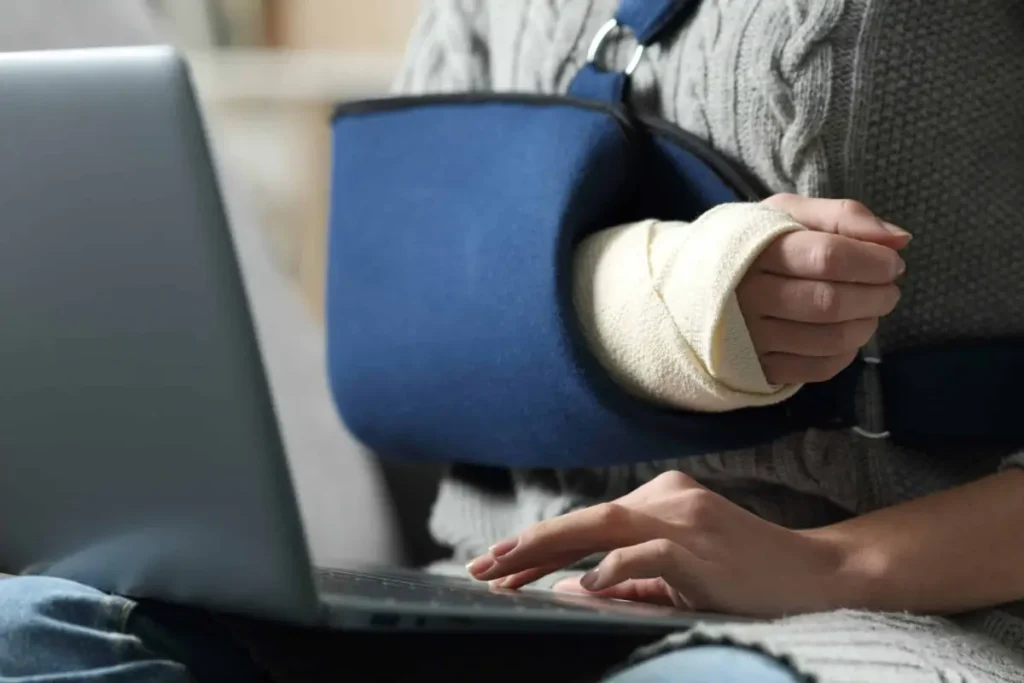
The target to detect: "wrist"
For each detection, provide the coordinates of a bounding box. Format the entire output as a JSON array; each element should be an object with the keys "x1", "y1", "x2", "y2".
[{"x1": 800, "y1": 526, "x2": 891, "y2": 611}]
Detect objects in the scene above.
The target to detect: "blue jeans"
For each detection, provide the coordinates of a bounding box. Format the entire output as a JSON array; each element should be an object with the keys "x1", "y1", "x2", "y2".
[
  {"x1": 0, "y1": 576, "x2": 264, "y2": 682},
  {"x1": 607, "y1": 647, "x2": 800, "y2": 683},
  {"x1": 0, "y1": 576, "x2": 799, "y2": 682}
]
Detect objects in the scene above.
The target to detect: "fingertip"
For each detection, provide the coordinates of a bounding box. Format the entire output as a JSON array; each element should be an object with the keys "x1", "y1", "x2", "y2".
[
  {"x1": 890, "y1": 235, "x2": 913, "y2": 251},
  {"x1": 580, "y1": 567, "x2": 604, "y2": 591},
  {"x1": 860, "y1": 232, "x2": 911, "y2": 251},
  {"x1": 881, "y1": 221, "x2": 912, "y2": 239},
  {"x1": 553, "y1": 576, "x2": 583, "y2": 593},
  {"x1": 879, "y1": 222, "x2": 913, "y2": 251}
]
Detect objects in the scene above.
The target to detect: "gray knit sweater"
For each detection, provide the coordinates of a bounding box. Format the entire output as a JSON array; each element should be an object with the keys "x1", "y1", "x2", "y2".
[{"x1": 395, "y1": 1, "x2": 1024, "y2": 680}]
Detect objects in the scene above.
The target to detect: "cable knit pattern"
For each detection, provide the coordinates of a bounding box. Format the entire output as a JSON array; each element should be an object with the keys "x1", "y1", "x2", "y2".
[
  {"x1": 391, "y1": 0, "x2": 490, "y2": 94},
  {"x1": 390, "y1": 1, "x2": 1024, "y2": 680},
  {"x1": 756, "y1": 1, "x2": 844, "y2": 195},
  {"x1": 665, "y1": 0, "x2": 719, "y2": 141}
]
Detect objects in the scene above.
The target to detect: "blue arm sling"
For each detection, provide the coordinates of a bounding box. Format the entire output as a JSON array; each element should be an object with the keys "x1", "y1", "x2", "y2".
[{"x1": 326, "y1": 0, "x2": 1024, "y2": 467}]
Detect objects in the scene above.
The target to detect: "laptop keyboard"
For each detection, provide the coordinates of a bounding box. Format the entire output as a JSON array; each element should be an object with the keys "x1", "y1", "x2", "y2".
[{"x1": 315, "y1": 567, "x2": 600, "y2": 613}]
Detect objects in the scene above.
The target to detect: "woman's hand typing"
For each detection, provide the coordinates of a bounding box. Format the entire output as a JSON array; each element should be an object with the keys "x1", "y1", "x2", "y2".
[
  {"x1": 468, "y1": 467, "x2": 1024, "y2": 617},
  {"x1": 465, "y1": 471, "x2": 852, "y2": 618}
]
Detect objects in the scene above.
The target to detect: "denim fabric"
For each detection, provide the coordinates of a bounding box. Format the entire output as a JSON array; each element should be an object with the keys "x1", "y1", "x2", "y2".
[
  {"x1": 0, "y1": 576, "x2": 262, "y2": 683},
  {"x1": 0, "y1": 576, "x2": 799, "y2": 682},
  {"x1": 605, "y1": 645, "x2": 801, "y2": 683}
]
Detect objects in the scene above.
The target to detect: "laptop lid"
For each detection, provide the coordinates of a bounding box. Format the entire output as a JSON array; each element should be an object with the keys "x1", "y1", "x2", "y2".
[{"x1": 0, "y1": 46, "x2": 320, "y2": 625}]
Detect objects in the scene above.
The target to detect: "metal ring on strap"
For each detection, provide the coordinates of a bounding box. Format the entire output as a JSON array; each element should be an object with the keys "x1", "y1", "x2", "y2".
[
  {"x1": 586, "y1": 19, "x2": 646, "y2": 77},
  {"x1": 851, "y1": 355, "x2": 890, "y2": 440},
  {"x1": 851, "y1": 425, "x2": 891, "y2": 440}
]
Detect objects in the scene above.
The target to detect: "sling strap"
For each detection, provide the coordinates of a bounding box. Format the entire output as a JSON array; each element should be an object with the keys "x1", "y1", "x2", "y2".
[
  {"x1": 616, "y1": 0, "x2": 702, "y2": 44},
  {"x1": 569, "y1": 0, "x2": 701, "y2": 102}
]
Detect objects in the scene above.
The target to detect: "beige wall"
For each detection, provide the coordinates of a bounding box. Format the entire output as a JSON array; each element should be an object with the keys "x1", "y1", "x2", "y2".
[
  {"x1": 0, "y1": 0, "x2": 159, "y2": 50},
  {"x1": 269, "y1": 0, "x2": 419, "y2": 51},
  {"x1": 259, "y1": 0, "x2": 418, "y2": 319}
]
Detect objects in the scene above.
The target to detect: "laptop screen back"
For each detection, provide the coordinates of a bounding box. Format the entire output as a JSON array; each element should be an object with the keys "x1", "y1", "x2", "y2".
[{"x1": 0, "y1": 47, "x2": 318, "y2": 624}]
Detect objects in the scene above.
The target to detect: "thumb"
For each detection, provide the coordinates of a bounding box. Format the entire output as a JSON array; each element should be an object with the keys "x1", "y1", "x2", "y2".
[
  {"x1": 554, "y1": 576, "x2": 694, "y2": 609},
  {"x1": 762, "y1": 194, "x2": 912, "y2": 250}
]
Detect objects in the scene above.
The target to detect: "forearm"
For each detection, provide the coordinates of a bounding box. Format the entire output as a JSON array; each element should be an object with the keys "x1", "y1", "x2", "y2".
[{"x1": 808, "y1": 467, "x2": 1024, "y2": 614}]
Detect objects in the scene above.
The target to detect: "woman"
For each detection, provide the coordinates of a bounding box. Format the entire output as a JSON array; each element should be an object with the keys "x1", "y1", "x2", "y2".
[
  {"x1": 413, "y1": 0, "x2": 1024, "y2": 680},
  {"x1": 3, "y1": 0, "x2": 1024, "y2": 681}
]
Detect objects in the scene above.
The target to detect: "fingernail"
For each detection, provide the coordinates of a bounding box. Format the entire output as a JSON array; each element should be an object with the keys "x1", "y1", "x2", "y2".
[
  {"x1": 882, "y1": 222, "x2": 912, "y2": 239},
  {"x1": 489, "y1": 537, "x2": 519, "y2": 559},
  {"x1": 489, "y1": 578, "x2": 508, "y2": 589},
  {"x1": 896, "y1": 258, "x2": 906, "y2": 276},
  {"x1": 580, "y1": 568, "x2": 602, "y2": 591},
  {"x1": 466, "y1": 556, "x2": 495, "y2": 576}
]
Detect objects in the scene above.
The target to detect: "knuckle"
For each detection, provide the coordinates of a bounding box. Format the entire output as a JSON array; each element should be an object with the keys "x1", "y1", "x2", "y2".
[
  {"x1": 810, "y1": 282, "x2": 841, "y2": 319},
  {"x1": 593, "y1": 502, "x2": 630, "y2": 528},
  {"x1": 806, "y1": 239, "x2": 841, "y2": 277},
  {"x1": 649, "y1": 538, "x2": 678, "y2": 561},
  {"x1": 762, "y1": 192, "x2": 799, "y2": 211},
  {"x1": 679, "y1": 488, "x2": 718, "y2": 526},
  {"x1": 652, "y1": 470, "x2": 694, "y2": 491},
  {"x1": 839, "y1": 198, "x2": 871, "y2": 217}
]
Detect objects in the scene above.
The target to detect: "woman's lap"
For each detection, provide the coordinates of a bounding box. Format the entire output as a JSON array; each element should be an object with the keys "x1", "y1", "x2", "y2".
[{"x1": 35, "y1": 576, "x2": 1024, "y2": 682}]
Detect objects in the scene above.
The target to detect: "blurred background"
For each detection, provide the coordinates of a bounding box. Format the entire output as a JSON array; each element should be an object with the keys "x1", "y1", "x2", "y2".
[
  {"x1": 0, "y1": 0, "x2": 439, "y2": 570},
  {"x1": 158, "y1": 0, "x2": 420, "y2": 320}
]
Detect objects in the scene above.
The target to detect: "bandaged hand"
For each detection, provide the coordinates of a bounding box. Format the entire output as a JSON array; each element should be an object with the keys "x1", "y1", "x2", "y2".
[{"x1": 571, "y1": 195, "x2": 909, "y2": 411}]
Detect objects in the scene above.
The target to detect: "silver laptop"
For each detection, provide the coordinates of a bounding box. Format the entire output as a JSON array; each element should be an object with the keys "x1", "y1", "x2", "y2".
[{"x1": 0, "y1": 46, "x2": 745, "y2": 633}]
